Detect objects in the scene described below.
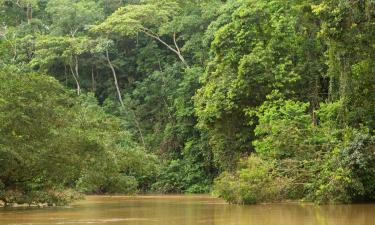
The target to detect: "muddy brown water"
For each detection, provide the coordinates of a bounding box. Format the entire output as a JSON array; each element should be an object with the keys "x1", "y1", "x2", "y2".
[{"x1": 0, "y1": 195, "x2": 375, "y2": 225}]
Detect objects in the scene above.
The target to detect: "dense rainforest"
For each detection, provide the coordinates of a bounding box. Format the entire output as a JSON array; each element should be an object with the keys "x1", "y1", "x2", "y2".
[{"x1": 0, "y1": 0, "x2": 375, "y2": 206}]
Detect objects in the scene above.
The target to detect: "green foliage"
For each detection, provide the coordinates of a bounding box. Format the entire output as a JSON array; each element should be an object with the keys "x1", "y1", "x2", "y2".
[
  {"x1": 93, "y1": 0, "x2": 180, "y2": 36},
  {"x1": 31, "y1": 36, "x2": 95, "y2": 69},
  {"x1": 214, "y1": 96, "x2": 375, "y2": 204},
  {"x1": 46, "y1": 0, "x2": 104, "y2": 36},
  {"x1": 214, "y1": 155, "x2": 287, "y2": 204},
  {"x1": 313, "y1": 0, "x2": 375, "y2": 126},
  {"x1": 0, "y1": 69, "x2": 156, "y2": 204},
  {"x1": 151, "y1": 158, "x2": 211, "y2": 194},
  {"x1": 253, "y1": 92, "x2": 312, "y2": 159},
  {"x1": 0, "y1": 69, "x2": 84, "y2": 205},
  {"x1": 310, "y1": 132, "x2": 375, "y2": 204},
  {"x1": 195, "y1": 0, "x2": 307, "y2": 170}
]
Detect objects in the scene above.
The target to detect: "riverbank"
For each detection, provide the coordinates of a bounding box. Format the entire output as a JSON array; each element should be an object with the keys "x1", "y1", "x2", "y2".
[{"x1": 0, "y1": 194, "x2": 213, "y2": 208}]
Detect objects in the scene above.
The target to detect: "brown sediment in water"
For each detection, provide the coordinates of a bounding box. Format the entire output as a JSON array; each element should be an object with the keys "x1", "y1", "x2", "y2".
[{"x1": 1, "y1": 195, "x2": 375, "y2": 225}]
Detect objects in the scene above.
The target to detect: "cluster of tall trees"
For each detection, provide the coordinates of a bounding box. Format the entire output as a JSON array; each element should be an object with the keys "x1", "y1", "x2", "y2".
[{"x1": 1, "y1": 0, "x2": 374, "y2": 205}]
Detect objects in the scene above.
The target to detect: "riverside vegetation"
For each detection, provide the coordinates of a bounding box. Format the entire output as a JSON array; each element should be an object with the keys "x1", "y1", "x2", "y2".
[{"x1": 0, "y1": 0, "x2": 375, "y2": 206}]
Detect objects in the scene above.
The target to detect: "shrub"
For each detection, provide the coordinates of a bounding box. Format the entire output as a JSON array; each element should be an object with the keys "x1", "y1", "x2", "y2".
[
  {"x1": 310, "y1": 132, "x2": 375, "y2": 203},
  {"x1": 213, "y1": 155, "x2": 287, "y2": 204}
]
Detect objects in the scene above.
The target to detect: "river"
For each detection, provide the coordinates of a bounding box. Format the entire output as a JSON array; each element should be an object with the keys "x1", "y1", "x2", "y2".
[{"x1": 0, "y1": 195, "x2": 374, "y2": 225}]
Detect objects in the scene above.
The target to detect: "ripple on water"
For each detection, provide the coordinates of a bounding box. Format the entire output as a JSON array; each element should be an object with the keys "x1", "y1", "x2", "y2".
[{"x1": 55, "y1": 218, "x2": 159, "y2": 224}]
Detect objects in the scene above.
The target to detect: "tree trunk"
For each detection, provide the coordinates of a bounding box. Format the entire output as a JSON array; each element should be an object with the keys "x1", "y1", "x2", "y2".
[
  {"x1": 339, "y1": 57, "x2": 351, "y2": 124},
  {"x1": 69, "y1": 64, "x2": 81, "y2": 95},
  {"x1": 106, "y1": 49, "x2": 124, "y2": 107},
  {"x1": 105, "y1": 49, "x2": 146, "y2": 147},
  {"x1": 74, "y1": 55, "x2": 79, "y2": 78},
  {"x1": 26, "y1": 3, "x2": 32, "y2": 24},
  {"x1": 64, "y1": 64, "x2": 68, "y2": 87},
  {"x1": 91, "y1": 66, "x2": 96, "y2": 92},
  {"x1": 311, "y1": 77, "x2": 320, "y2": 126}
]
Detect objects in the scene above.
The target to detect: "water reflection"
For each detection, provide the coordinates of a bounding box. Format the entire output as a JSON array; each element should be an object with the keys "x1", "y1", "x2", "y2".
[{"x1": 0, "y1": 195, "x2": 374, "y2": 225}]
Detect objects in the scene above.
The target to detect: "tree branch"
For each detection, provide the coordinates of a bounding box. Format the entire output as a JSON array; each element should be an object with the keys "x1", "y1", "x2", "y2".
[
  {"x1": 106, "y1": 48, "x2": 146, "y2": 148},
  {"x1": 139, "y1": 27, "x2": 188, "y2": 67}
]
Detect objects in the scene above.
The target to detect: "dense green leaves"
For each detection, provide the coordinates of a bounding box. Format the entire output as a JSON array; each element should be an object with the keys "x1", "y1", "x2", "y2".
[
  {"x1": 0, "y1": 69, "x2": 156, "y2": 205},
  {"x1": 93, "y1": 0, "x2": 179, "y2": 36},
  {"x1": 46, "y1": 0, "x2": 104, "y2": 36},
  {"x1": 0, "y1": 70, "x2": 83, "y2": 205}
]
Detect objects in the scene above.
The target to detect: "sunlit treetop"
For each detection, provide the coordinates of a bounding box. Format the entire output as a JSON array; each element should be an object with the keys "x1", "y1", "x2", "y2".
[{"x1": 92, "y1": 0, "x2": 180, "y2": 36}]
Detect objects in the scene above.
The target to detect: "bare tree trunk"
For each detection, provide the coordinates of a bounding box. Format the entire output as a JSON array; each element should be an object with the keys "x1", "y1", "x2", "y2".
[
  {"x1": 105, "y1": 49, "x2": 146, "y2": 147},
  {"x1": 106, "y1": 49, "x2": 124, "y2": 107},
  {"x1": 26, "y1": 3, "x2": 32, "y2": 24},
  {"x1": 74, "y1": 55, "x2": 79, "y2": 78},
  {"x1": 130, "y1": 111, "x2": 146, "y2": 148},
  {"x1": 69, "y1": 64, "x2": 81, "y2": 95},
  {"x1": 91, "y1": 66, "x2": 96, "y2": 92},
  {"x1": 64, "y1": 64, "x2": 68, "y2": 87}
]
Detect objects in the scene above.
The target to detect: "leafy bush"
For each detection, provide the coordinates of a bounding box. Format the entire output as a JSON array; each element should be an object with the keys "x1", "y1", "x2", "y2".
[
  {"x1": 253, "y1": 92, "x2": 312, "y2": 159},
  {"x1": 310, "y1": 132, "x2": 375, "y2": 203},
  {"x1": 152, "y1": 159, "x2": 212, "y2": 194},
  {"x1": 0, "y1": 70, "x2": 156, "y2": 204},
  {"x1": 214, "y1": 155, "x2": 288, "y2": 204},
  {"x1": 76, "y1": 147, "x2": 157, "y2": 195},
  {"x1": 106, "y1": 175, "x2": 138, "y2": 194},
  {"x1": 214, "y1": 96, "x2": 375, "y2": 204}
]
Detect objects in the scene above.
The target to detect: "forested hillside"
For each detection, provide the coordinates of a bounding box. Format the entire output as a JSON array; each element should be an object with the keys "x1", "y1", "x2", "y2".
[{"x1": 1, "y1": 0, "x2": 375, "y2": 205}]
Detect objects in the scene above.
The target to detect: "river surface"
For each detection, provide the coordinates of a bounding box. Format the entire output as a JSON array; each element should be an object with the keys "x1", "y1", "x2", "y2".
[{"x1": 1, "y1": 195, "x2": 375, "y2": 225}]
